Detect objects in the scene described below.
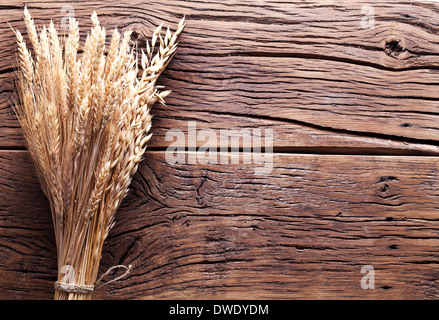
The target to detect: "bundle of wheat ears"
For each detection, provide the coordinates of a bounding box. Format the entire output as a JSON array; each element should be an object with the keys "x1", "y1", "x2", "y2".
[{"x1": 13, "y1": 8, "x2": 184, "y2": 299}]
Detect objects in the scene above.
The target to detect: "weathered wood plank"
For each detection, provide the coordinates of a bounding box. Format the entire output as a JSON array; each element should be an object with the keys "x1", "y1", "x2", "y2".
[
  {"x1": 1, "y1": 150, "x2": 439, "y2": 299},
  {"x1": 2, "y1": 0, "x2": 439, "y2": 69},
  {"x1": 1, "y1": 1, "x2": 439, "y2": 150}
]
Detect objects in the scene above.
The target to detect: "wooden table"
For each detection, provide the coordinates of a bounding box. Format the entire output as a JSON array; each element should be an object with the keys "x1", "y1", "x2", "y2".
[{"x1": 1, "y1": 0, "x2": 439, "y2": 300}]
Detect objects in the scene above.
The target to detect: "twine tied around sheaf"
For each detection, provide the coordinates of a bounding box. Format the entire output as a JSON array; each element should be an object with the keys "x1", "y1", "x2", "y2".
[{"x1": 54, "y1": 264, "x2": 132, "y2": 294}]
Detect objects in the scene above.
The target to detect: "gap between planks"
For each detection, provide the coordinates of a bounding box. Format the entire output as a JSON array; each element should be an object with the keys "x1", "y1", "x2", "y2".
[{"x1": 2, "y1": 147, "x2": 439, "y2": 157}]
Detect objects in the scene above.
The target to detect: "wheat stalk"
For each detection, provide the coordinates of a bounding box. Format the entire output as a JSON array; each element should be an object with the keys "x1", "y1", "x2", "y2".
[{"x1": 13, "y1": 7, "x2": 184, "y2": 300}]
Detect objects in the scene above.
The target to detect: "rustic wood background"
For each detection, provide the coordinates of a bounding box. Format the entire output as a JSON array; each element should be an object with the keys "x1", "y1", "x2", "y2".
[{"x1": 2, "y1": 0, "x2": 439, "y2": 300}]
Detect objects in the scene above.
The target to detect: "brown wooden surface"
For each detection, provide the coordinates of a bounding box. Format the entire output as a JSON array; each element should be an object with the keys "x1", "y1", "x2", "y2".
[
  {"x1": 2, "y1": 151, "x2": 439, "y2": 299},
  {"x1": 1, "y1": 0, "x2": 439, "y2": 299}
]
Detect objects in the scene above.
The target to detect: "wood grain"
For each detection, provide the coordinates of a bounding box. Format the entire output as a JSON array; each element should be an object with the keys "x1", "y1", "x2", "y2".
[
  {"x1": 1, "y1": 150, "x2": 439, "y2": 299},
  {"x1": 1, "y1": 1, "x2": 439, "y2": 151}
]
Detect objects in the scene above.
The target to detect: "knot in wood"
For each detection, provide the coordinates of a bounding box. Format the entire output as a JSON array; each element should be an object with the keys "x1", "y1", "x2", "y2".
[{"x1": 384, "y1": 39, "x2": 405, "y2": 58}]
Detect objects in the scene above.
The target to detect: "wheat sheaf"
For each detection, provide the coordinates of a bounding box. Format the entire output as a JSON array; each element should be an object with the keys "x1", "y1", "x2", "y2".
[{"x1": 12, "y1": 7, "x2": 184, "y2": 300}]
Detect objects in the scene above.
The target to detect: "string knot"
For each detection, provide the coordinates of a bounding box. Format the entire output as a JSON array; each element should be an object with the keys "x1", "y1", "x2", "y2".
[{"x1": 54, "y1": 264, "x2": 132, "y2": 294}]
